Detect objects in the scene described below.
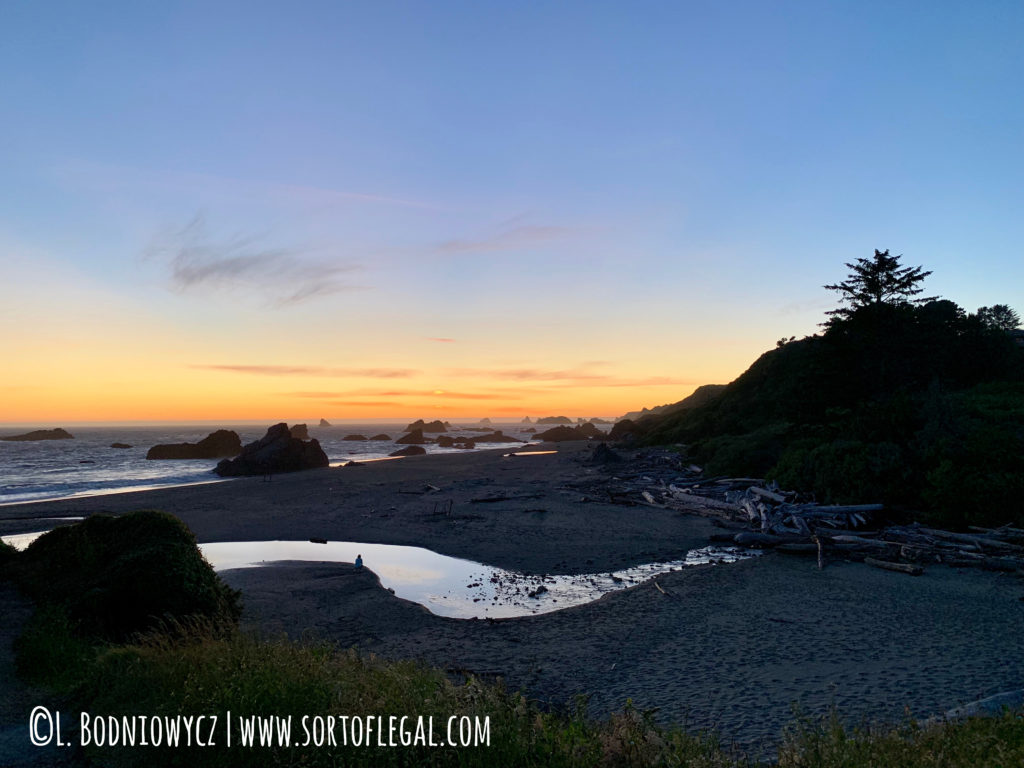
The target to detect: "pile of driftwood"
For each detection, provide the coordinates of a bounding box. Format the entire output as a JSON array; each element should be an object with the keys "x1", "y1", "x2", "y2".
[{"x1": 605, "y1": 450, "x2": 1024, "y2": 577}]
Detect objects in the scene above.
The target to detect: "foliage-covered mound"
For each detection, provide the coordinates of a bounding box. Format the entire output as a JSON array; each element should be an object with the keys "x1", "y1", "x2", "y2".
[
  {"x1": 638, "y1": 253, "x2": 1024, "y2": 528},
  {"x1": 9, "y1": 510, "x2": 240, "y2": 641}
]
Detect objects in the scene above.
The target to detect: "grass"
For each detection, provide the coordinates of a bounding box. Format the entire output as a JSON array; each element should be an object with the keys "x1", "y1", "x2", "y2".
[
  {"x1": 777, "y1": 709, "x2": 1024, "y2": 768},
  {"x1": 6, "y1": 512, "x2": 1023, "y2": 767},
  {"x1": 13, "y1": 607, "x2": 1022, "y2": 768},
  {"x1": 42, "y1": 619, "x2": 740, "y2": 768}
]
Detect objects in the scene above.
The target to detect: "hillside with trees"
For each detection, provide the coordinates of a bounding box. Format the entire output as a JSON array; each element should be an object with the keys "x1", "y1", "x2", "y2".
[{"x1": 635, "y1": 250, "x2": 1024, "y2": 529}]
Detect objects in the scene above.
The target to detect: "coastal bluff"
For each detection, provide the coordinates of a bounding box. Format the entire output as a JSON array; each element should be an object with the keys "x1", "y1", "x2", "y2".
[{"x1": 1, "y1": 428, "x2": 74, "y2": 441}]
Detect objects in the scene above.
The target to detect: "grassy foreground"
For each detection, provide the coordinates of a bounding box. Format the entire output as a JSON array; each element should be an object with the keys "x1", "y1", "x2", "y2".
[
  {"x1": 4, "y1": 514, "x2": 1023, "y2": 767},
  {"x1": 15, "y1": 612, "x2": 1024, "y2": 768}
]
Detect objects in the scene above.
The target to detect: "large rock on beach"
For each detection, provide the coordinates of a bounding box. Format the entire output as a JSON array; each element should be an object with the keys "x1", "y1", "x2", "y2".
[
  {"x1": 437, "y1": 435, "x2": 478, "y2": 448},
  {"x1": 471, "y1": 431, "x2": 524, "y2": 443},
  {"x1": 609, "y1": 419, "x2": 637, "y2": 441},
  {"x1": 214, "y1": 423, "x2": 328, "y2": 477},
  {"x1": 390, "y1": 445, "x2": 427, "y2": 457},
  {"x1": 1, "y1": 428, "x2": 74, "y2": 441},
  {"x1": 587, "y1": 442, "x2": 622, "y2": 464},
  {"x1": 146, "y1": 430, "x2": 242, "y2": 460},
  {"x1": 404, "y1": 419, "x2": 447, "y2": 433},
  {"x1": 396, "y1": 429, "x2": 428, "y2": 445}
]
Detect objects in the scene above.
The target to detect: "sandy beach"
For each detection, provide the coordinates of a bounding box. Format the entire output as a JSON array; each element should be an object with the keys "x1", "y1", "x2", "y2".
[{"x1": 3, "y1": 442, "x2": 1023, "y2": 750}]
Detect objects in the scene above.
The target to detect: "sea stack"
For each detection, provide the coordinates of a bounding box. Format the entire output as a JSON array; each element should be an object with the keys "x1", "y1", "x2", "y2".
[
  {"x1": 1, "y1": 428, "x2": 74, "y2": 442},
  {"x1": 404, "y1": 419, "x2": 447, "y2": 432},
  {"x1": 389, "y1": 445, "x2": 427, "y2": 457},
  {"x1": 395, "y1": 429, "x2": 428, "y2": 445},
  {"x1": 146, "y1": 430, "x2": 242, "y2": 460},
  {"x1": 214, "y1": 423, "x2": 329, "y2": 476}
]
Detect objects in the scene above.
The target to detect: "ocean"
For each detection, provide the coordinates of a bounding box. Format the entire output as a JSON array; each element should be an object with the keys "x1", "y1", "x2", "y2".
[{"x1": 0, "y1": 422, "x2": 542, "y2": 505}]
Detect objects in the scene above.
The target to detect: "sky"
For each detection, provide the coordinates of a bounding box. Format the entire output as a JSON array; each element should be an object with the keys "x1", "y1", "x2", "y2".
[{"x1": 2, "y1": 1, "x2": 1022, "y2": 424}]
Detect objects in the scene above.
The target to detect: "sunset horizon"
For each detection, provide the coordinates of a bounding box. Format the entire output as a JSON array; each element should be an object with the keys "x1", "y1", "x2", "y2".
[{"x1": 5, "y1": 3, "x2": 1022, "y2": 427}]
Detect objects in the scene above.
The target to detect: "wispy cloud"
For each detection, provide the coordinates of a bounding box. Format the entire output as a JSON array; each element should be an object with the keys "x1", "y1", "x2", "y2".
[
  {"x1": 436, "y1": 225, "x2": 576, "y2": 254},
  {"x1": 444, "y1": 367, "x2": 696, "y2": 388},
  {"x1": 323, "y1": 400, "x2": 406, "y2": 408},
  {"x1": 284, "y1": 389, "x2": 514, "y2": 400},
  {"x1": 445, "y1": 366, "x2": 609, "y2": 382},
  {"x1": 145, "y1": 214, "x2": 364, "y2": 306},
  {"x1": 426, "y1": 337, "x2": 456, "y2": 343},
  {"x1": 194, "y1": 365, "x2": 417, "y2": 378}
]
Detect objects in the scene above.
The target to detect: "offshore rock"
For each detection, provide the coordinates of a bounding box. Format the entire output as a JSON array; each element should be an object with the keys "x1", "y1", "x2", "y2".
[
  {"x1": 214, "y1": 423, "x2": 328, "y2": 476},
  {"x1": 290, "y1": 423, "x2": 310, "y2": 439},
  {"x1": 405, "y1": 419, "x2": 447, "y2": 432},
  {"x1": 390, "y1": 445, "x2": 427, "y2": 457},
  {"x1": 396, "y1": 429, "x2": 428, "y2": 445},
  {"x1": 147, "y1": 430, "x2": 242, "y2": 460},
  {"x1": 536, "y1": 423, "x2": 607, "y2": 442},
  {"x1": 1, "y1": 428, "x2": 74, "y2": 441}
]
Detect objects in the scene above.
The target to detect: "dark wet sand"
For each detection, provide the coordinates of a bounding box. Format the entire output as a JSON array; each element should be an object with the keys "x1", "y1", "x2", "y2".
[{"x1": 3, "y1": 442, "x2": 1023, "y2": 750}]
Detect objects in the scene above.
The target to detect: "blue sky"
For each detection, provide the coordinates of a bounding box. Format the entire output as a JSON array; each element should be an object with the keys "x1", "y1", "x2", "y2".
[{"x1": 2, "y1": 1, "x2": 1022, "y2": 421}]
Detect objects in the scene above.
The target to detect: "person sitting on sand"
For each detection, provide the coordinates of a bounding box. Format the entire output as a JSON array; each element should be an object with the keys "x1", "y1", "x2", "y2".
[{"x1": 355, "y1": 554, "x2": 363, "y2": 568}]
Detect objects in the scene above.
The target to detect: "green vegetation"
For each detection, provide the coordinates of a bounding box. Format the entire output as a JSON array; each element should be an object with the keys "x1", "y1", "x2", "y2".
[
  {"x1": 8, "y1": 510, "x2": 239, "y2": 642},
  {"x1": 777, "y1": 709, "x2": 1024, "y2": 768},
  {"x1": 5, "y1": 512, "x2": 1023, "y2": 766},
  {"x1": 978, "y1": 304, "x2": 1022, "y2": 332},
  {"x1": 637, "y1": 252, "x2": 1024, "y2": 528},
  {"x1": 13, "y1": 607, "x2": 1024, "y2": 767},
  {"x1": 0, "y1": 538, "x2": 17, "y2": 570},
  {"x1": 823, "y1": 248, "x2": 936, "y2": 325}
]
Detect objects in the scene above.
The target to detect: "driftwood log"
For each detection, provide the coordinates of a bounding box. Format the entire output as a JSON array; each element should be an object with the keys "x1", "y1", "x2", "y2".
[
  {"x1": 864, "y1": 557, "x2": 924, "y2": 576},
  {"x1": 611, "y1": 448, "x2": 1024, "y2": 578}
]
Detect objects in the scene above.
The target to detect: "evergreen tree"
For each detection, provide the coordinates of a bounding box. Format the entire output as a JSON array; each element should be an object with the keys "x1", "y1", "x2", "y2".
[
  {"x1": 824, "y1": 249, "x2": 936, "y2": 323},
  {"x1": 977, "y1": 304, "x2": 1021, "y2": 331}
]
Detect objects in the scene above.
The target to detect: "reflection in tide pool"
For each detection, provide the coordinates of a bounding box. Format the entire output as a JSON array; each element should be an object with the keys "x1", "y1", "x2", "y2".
[
  {"x1": 199, "y1": 540, "x2": 758, "y2": 619},
  {"x1": 2, "y1": 531, "x2": 758, "y2": 620}
]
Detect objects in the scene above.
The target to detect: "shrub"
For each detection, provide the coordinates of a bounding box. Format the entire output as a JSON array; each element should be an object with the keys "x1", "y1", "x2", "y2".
[
  {"x1": 0, "y1": 539, "x2": 17, "y2": 576},
  {"x1": 11, "y1": 510, "x2": 240, "y2": 642},
  {"x1": 694, "y1": 423, "x2": 792, "y2": 477},
  {"x1": 770, "y1": 440, "x2": 907, "y2": 505}
]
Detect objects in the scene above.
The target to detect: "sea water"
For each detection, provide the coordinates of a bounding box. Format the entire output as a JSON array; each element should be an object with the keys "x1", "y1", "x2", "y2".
[{"x1": 0, "y1": 423, "x2": 542, "y2": 505}]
